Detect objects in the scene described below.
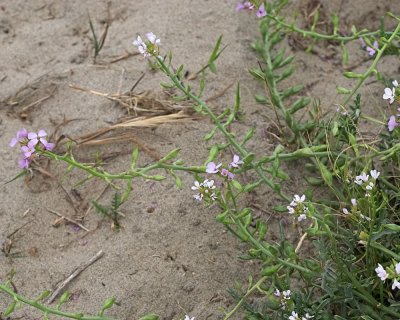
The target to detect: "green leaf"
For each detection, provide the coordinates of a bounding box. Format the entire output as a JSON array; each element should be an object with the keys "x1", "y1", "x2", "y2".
[
  {"x1": 159, "y1": 148, "x2": 180, "y2": 162},
  {"x1": 337, "y1": 86, "x2": 351, "y2": 94},
  {"x1": 231, "y1": 180, "x2": 243, "y2": 191},
  {"x1": 234, "y1": 81, "x2": 241, "y2": 114},
  {"x1": 4, "y1": 301, "x2": 17, "y2": 316},
  {"x1": 4, "y1": 170, "x2": 28, "y2": 185},
  {"x1": 261, "y1": 264, "x2": 281, "y2": 276}
]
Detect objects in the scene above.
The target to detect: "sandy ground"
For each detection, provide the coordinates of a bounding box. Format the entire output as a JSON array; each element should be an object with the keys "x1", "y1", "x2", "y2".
[{"x1": 0, "y1": 0, "x2": 399, "y2": 319}]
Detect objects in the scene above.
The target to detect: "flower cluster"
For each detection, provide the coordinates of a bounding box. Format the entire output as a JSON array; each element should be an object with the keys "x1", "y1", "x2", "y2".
[
  {"x1": 192, "y1": 179, "x2": 217, "y2": 202},
  {"x1": 289, "y1": 311, "x2": 313, "y2": 320},
  {"x1": 10, "y1": 128, "x2": 54, "y2": 169},
  {"x1": 375, "y1": 261, "x2": 400, "y2": 290},
  {"x1": 133, "y1": 32, "x2": 161, "y2": 58},
  {"x1": 354, "y1": 169, "x2": 380, "y2": 197},
  {"x1": 383, "y1": 80, "x2": 400, "y2": 131},
  {"x1": 206, "y1": 154, "x2": 244, "y2": 180},
  {"x1": 287, "y1": 194, "x2": 308, "y2": 222},
  {"x1": 236, "y1": 1, "x2": 267, "y2": 18},
  {"x1": 274, "y1": 288, "x2": 291, "y2": 309}
]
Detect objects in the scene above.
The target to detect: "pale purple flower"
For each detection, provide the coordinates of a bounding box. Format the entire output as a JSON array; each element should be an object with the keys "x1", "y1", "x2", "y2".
[
  {"x1": 146, "y1": 32, "x2": 160, "y2": 45},
  {"x1": 351, "y1": 198, "x2": 357, "y2": 206},
  {"x1": 18, "y1": 157, "x2": 30, "y2": 169},
  {"x1": 21, "y1": 146, "x2": 34, "y2": 158},
  {"x1": 366, "y1": 41, "x2": 378, "y2": 56},
  {"x1": 388, "y1": 115, "x2": 398, "y2": 132},
  {"x1": 383, "y1": 87, "x2": 395, "y2": 104},
  {"x1": 370, "y1": 170, "x2": 380, "y2": 180},
  {"x1": 10, "y1": 128, "x2": 28, "y2": 147},
  {"x1": 392, "y1": 279, "x2": 400, "y2": 290},
  {"x1": 40, "y1": 138, "x2": 55, "y2": 151},
  {"x1": 256, "y1": 3, "x2": 267, "y2": 18},
  {"x1": 274, "y1": 289, "x2": 281, "y2": 297},
  {"x1": 206, "y1": 162, "x2": 221, "y2": 173},
  {"x1": 393, "y1": 80, "x2": 399, "y2": 87},
  {"x1": 396, "y1": 262, "x2": 400, "y2": 275},
  {"x1": 133, "y1": 35, "x2": 150, "y2": 58},
  {"x1": 27, "y1": 130, "x2": 47, "y2": 149},
  {"x1": 289, "y1": 311, "x2": 300, "y2": 320},
  {"x1": 236, "y1": 1, "x2": 255, "y2": 11},
  {"x1": 342, "y1": 208, "x2": 350, "y2": 215},
  {"x1": 375, "y1": 264, "x2": 388, "y2": 282},
  {"x1": 298, "y1": 214, "x2": 307, "y2": 222},
  {"x1": 220, "y1": 168, "x2": 235, "y2": 180},
  {"x1": 359, "y1": 38, "x2": 366, "y2": 48},
  {"x1": 229, "y1": 154, "x2": 244, "y2": 168},
  {"x1": 287, "y1": 206, "x2": 295, "y2": 214}
]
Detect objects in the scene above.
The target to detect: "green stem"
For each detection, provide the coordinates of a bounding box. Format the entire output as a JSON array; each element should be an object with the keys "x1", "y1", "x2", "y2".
[
  {"x1": 342, "y1": 21, "x2": 400, "y2": 106},
  {"x1": 0, "y1": 284, "x2": 116, "y2": 320},
  {"x1": 267, "y1": 14, "x2": 384, "y2": 42},
  {"x1": 223, "y1": 276, "x2": 267, "y2": 320},
  {"x1": 156, "y1": 57, "x2": 290, "y2": 201}
]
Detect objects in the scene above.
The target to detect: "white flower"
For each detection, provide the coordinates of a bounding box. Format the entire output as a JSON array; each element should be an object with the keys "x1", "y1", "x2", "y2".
[
  {"x1": 351, "y1": 198, "x2": 357, "y2": 206},
  {"x1": 193, "y1": 193, "x2": 203, "y2": 201},
  {"x1": 375, "y1": 264, "x2": 389, "y2": 282},
  {"x1": 365, "y1": 182, "x2": 374, "y2": 190},
  {"x1": 302, "y1": 314, "x2": 314, "y2": 320},
  {"x1": 360, "y1": 214, "x2": 371, "y2": 221},
  {"x1": 282, "y1": 290, "x2": 291, "y2": 299},
  {"x1": 274, "y1": 289, "x2": 281, "y2": 297},
  {"x1": 146, "y1": 32, "x2": 160, "y2": 45},
  {"x1": 289, "y1": 311, "x2": 300, "y2": 320},
  {"x1": 298, "y1": 214, "x2": 307, "y2": 222},
  {"x1": 355, "y1": 172, "x2": 369, "y2": 185},
  {"x1": 210, "y1": 192, "x2": 217, "y2": 201},
  {"x1": 383, "y1": 87, "x2": 395, "y2": 104},
  {"x1": 370, "y1": 169, "x2": 380, "y2": 180},
  {"x1": 184, "y1": 316, "x2": 195, "y2": 320},
  {"x1": 343, "y1": 208, "x2": 350, "y2": 215},
  {"x1": 392, "y1": 279, "x2": 400, "y2": 290},
  {"x1": 393, "y1": 80, "x2": 399, "y2": 87},
  {"x1": 396, "y1": 262, "x2": 400, "y2": 275},
  {"x1": 287, "y1": 206, "x2": 295, "y2": 214},
  {"x1": 203, "y1": 179, "x2": 216, "y2": 189},
  {"x1": 191, "y1": 181, "x2": 202, "y2": 191},
  {"x1": 133, "y1": 35, "x2": 150, "y2": 57},
  {"x1": 294, "y1": 194, "x2": 305, "y2": 204}
]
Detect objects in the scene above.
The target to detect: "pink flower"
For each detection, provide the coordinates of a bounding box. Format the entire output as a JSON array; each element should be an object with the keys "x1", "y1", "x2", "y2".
[
  {"x1": 10, "y1": 128, "x2": 28, "y2": 147},
  {"x1": 146, "y1": 32, "x2": 160, "y2": 45},
  {"x1": 388, "y1": 115, "x2": 398, "y2": 132},
  {"x1": 206, "y1": 162, "x2": 222, "y2": 174},
  {"x1": 256, "y1": 3, "x2": 267, "y2": 18}
]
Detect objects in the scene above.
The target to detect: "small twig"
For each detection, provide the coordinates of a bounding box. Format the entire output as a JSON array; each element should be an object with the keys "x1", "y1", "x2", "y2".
[
  {"x1": 46, "y1": 208, "x2": 90, "y2": 232},
  {"x1": 45, "y1": 250, "x2": 104, "y2": 304},
  {"x1": 130, "y1": 72, "x2": 146, "y2": 93},
  {"x1": 205, "y1": 82, "x2": 234, "y2": 103}
]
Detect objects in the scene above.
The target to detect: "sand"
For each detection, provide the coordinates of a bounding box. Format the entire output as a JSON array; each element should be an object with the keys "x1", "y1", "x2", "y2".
[{"x1": 0, "y1": 0, "x2": 398, "y2": 319}]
